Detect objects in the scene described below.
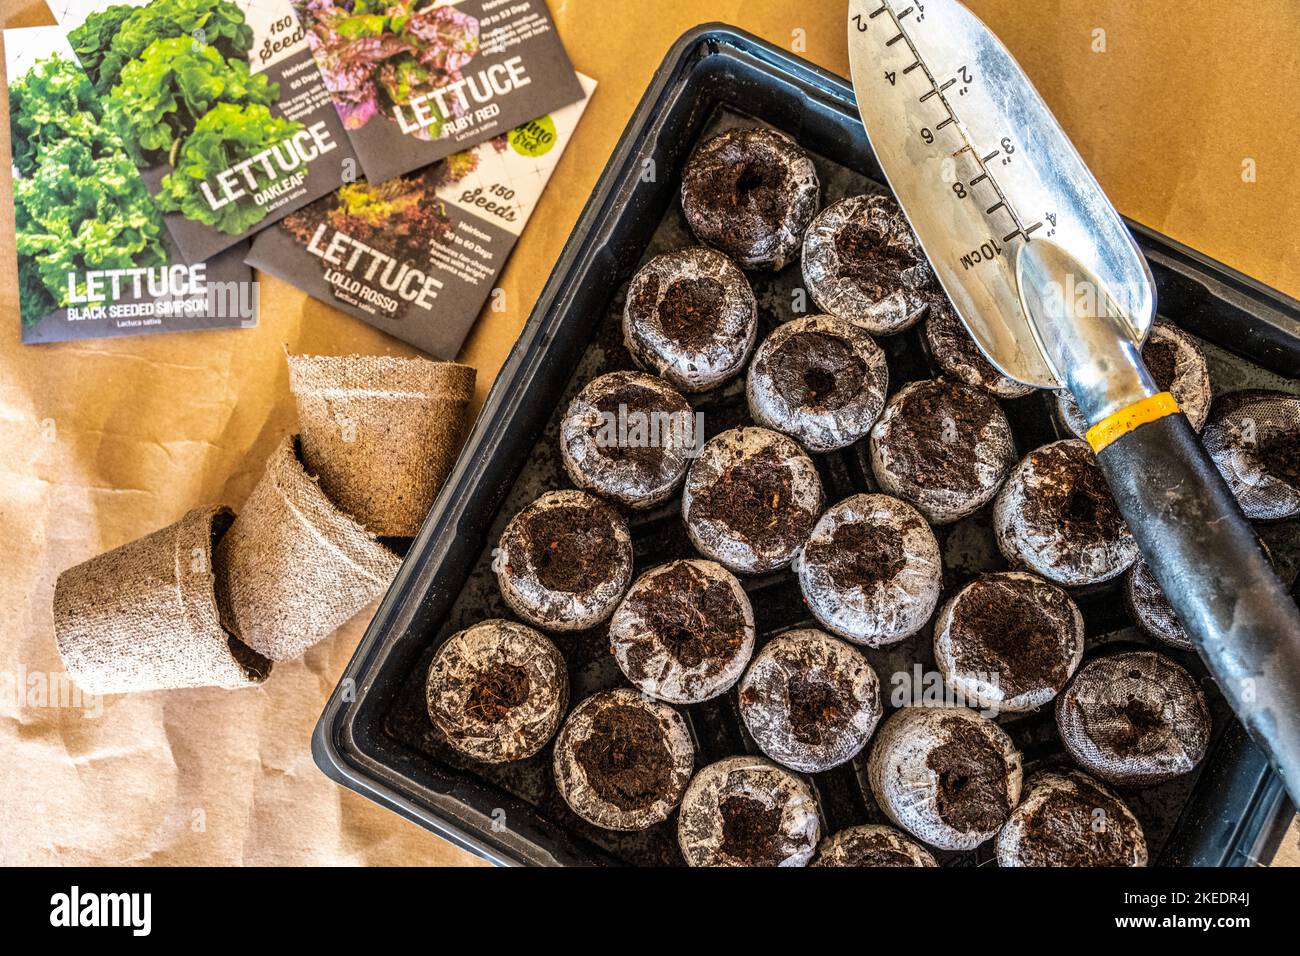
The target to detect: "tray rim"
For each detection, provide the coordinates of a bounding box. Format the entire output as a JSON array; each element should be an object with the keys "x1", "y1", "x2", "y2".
[{"x1": 312, "y1": 22, "x2": 1298, "y2": 868}]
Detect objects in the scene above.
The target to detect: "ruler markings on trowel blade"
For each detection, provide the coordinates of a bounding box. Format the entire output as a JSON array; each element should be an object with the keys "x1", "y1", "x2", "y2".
[{"x1": 857, "y1": 0, "x2": 1046, "y2": 249}]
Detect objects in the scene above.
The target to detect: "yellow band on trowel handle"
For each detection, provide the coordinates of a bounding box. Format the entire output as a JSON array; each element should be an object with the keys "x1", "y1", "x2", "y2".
[{"x1": 1086, "y1": 392, "x2": 1181, "y2": 453}]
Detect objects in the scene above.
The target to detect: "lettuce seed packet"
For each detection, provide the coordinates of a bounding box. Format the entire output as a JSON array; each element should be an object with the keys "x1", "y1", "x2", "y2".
[
  {"x1": 246, "y1": 73, "x2": 594, "y2": 358},
  {"x1": 51, "y1": 0, "x2": 360, "y2": 264},
  {"x1": 6, "y1": 25, "x2": 257, "y2": 343},
  {"x1": 297, "y1": 0, "x2": 585, "y2": 184}
]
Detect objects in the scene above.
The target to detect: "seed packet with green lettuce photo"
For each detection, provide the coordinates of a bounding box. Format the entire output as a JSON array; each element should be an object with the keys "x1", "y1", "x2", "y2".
[
  {"x1": 5, "y1": 26, "x2": 257, "y2": 343},
  {"x1": 246, "y1": 73, "x2": 593, "y2": 358},
  {"x1": 52, "y1": 0, "x2": 358, "y2": 263},
  {"x1": 297, "y1": 0, "x2": 584, "y2": 184}
]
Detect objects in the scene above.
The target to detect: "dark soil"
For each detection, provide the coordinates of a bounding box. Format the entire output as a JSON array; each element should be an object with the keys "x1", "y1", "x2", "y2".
[
  {"x1": 681, "y1": 128, "x2": 803, "y2": 261},
  {"x1": 804, "y1": 518, "x2": 906, "y2": 591},
  {"x1": 689, "y1": 445, "x2": 816, "y2": 554},
  {"x1": 1024, "y1": 444, "x2": 1125, "y2": 542},
  {"x1": 786, "y1": 672, "x2": 851, "y2": 745},
  {"x1": 522, "y1": 505, "x2": 621, "y2": 594},
  {"x1": 926, "y1": 717, "x2": 1012, "y2": 833},
  {"x1": 651, "y1": 276, "x2": 728, "y2": 351},
  {"x1": 826, "y1": 831, "x2": 919, "y2": 866},
  {"x1": 624, "y1": 562, "x2": 748, "y2": 678},
  {"x1": 1019, "y1": 778, "x2": 1137, "y2": 866},
  {"x1": 573, "y1": 705, "x2": 675, "y2": 812},
  {"x1": 589, "y1": 380, "x2": 691, "y2": 472},
  {"x1": 949, "y1": 578, "x2": 1070, "y2": 697},
  {"x1": 882, "y1": 381, "x2": 999, "y2": 489},
  {"x1": 768, "y1": 330, "x2": 868, "y2": 411},
  {"x1": 465, "y1": 664, "x2": 531, "y2": 723},
  {"x1": 702, "y1": 151, "x2": 786, "y2": 238},
  {"x1": 1259, "y1": 429, "x2": 1300, "y2": 488},
  {"x1": 1107, "y1": 696, "x2": 1167, "y2": 756},
  {"x1": 834, "y1": 217, "x2": 924, "y2": 297},
  {"x1": 1142, "y1": 339, "x2": 1178, "y2": 391},
  {"x1": 718, "y1": 795, "x2": 783, "y2": 863}
]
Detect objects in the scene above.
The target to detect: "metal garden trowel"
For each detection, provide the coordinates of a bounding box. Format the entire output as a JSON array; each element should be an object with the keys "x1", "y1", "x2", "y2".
[{"x1": 847, "y1": 0, "x2": 1300, "y2": 804}]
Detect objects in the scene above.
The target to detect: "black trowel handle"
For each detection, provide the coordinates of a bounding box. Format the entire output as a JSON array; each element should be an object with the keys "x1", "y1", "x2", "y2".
[{"x1": 1096, "y1": 407, "x2": 1300, "y2": 806}]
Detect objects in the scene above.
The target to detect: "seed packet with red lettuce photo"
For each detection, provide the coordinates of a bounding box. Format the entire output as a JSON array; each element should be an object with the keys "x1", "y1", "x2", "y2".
[
  {"x1": 52, "y1": 0, "x2": 359, "y2": 264},
  {"x1": 6, "y1": 26, "x2": 257, "y2": 343},
  {"x1": 297, "y1": 0, "x2": 585, "y2": 184},
  {"x1": 245, "y1": 73, "x2": 594, "y2": 358}
]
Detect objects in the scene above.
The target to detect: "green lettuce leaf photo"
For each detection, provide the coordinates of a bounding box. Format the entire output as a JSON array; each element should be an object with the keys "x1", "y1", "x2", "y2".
[{"x1": 9, "y1": 51, "x2": 167, "y2": 326}]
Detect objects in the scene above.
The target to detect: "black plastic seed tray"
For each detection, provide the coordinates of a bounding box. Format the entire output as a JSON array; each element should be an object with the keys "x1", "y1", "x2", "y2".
[{"x1": 314, "y1": 25, "x2": 1300, "y2": 867}]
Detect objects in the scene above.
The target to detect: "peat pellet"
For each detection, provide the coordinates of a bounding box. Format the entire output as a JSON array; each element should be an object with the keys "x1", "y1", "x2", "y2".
[
  {"x1": 496, "y1": 490, "x2": 633, "y2": 632},
  {"x1": 934, "y1": 571, "x2": 1084, "y2": 714},
  {"x1": 680, "y1": 126, "x2": 820, "y2": 272},
  {"x1": 869, "y1": 377, "x2": 1017, "y2": 524},
  {"x1": 425, "y1": 619, "x2": 568, "y2": 764},
  {"x1": 677, "y1": 756, "x2": 822, "y2": 867},
  {"x1": 53, "y1": 505, "x2": 271, "y2": 694},
  {"x1": 560, "y1": 371, "x2": 696, "y2": 509},
  {"x1": 683, "y1": 426, "x2": 823, "y2": 574},
  {"x1": 287, "y1": 353, "x2": 475, "y2": 537},
  {"x1": 1123, "y1": 541, "x2": 1271, "y2": 652},
  {"x1": 802, "y1": 194, "x2": 933, "y2": 335},
  {"x1": 1202, "y1": 389, "x2": 1300, "y2": 522},
  {"x1": 609, "y1": 559, "x2": 756, "y2": 704},
  {"x1": 1054, "y1": 323, "x2": 1211, "y2": 439},
  {"x1": 868, "y1": 706, "x2": 1023, "y2": 851},
  {"x1": 1056, "y1": 651, "x2": 1211, "y2": 787},
  {"x1": 1125, "y1": 558, "x2": 1193, "y2": 652},
  {"x1": 738, "y1": 629, "x2": 882, "y2": 773},
  {"x1": 746, "y1": 313, "x2": 889, "y2": 452},
  {"x1": 922, "y1": 294, "x2": 1035, "y2": 399},
  {"x1": 797, "y1": 493, "x2": 942, "y2": 647},
  {"x1": 996, "y1": 770, "x2": 1148, "y2": 868},
  {"x1": 993, "y1": 439, "x2": 1138, "y2": 587},
  {"x1": 812, "y1": 824, "x2": 938, "y2": 867},
  {"x1": 622, "y1": 247, "x2": 758, "y2": 393},
  {"x1": 553, "y1": 689, "x2": 694, "y2": 831},
  {"x1": 214, "y1": 436, "x2": 402, "y2": 661}
]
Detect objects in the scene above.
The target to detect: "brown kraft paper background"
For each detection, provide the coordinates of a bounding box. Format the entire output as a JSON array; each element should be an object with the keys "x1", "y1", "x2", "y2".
[{"x1": 1, "y1": 0, "x2": 1297, "y2": 865}]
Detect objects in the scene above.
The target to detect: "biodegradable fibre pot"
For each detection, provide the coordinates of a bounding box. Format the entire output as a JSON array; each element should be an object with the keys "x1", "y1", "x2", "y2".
[
  {"x1": 288, "y1": 353, "x2": 476, "y2": 538},
  {"x1": 552, "y1": 688, "x2": 695, "y2": 831},
  {"x1": 53, "y1": 505, "x2": 271, "y2": 694},
  {"x1": 425, "y1": 619, "x2": 569, "y2": 764},
  {"x1": 214, "y1": 436, "x2": 402, "y2": 662},
  {"x1": 868, "y1": 705, "x2": 1023, "y2": 851},
  {"x1": 677, "y1": 755, "x2": 822, "y2": 867}
]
